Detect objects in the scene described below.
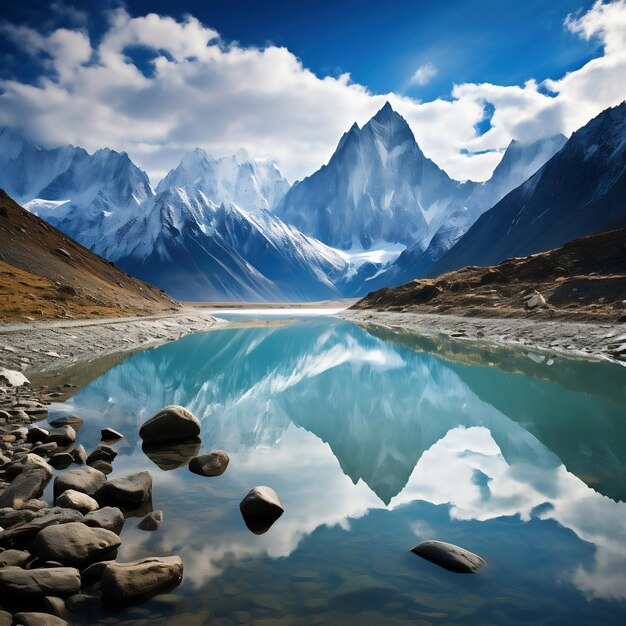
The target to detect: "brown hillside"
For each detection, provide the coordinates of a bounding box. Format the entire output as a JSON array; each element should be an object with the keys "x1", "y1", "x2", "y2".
[
  {"x1": 353, "y1": 228, "x2": 626, "y2": 322},
  {"x1": 0, "y1": 190, "x2": 179, "y2": 321}
]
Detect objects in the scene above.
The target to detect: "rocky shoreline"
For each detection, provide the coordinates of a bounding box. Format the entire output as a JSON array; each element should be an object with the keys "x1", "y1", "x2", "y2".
[
  {"x1": 0, "y1": 384, "x2": 185, "y2": 624},
  {"x1": 0, "y1": 309, "x2": 225, "y2": 376},
  {"x1": 340, "y1": 309, "x2": 626, "y2": 365}
]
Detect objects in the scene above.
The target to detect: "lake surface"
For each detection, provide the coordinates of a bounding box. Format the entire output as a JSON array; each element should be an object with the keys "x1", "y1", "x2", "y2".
[{"x1": 48, "y1": 317, "x2": 626, "y2": 626}]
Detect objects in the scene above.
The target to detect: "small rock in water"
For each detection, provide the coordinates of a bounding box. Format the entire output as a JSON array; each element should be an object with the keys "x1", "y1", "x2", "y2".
[
  {"x1": 101, "y1": 428, "x2": 124, "y2": 441},
  {"x1": 239, "y1": 486, "x2": 284, "y2": 535},
  {"x1": 137, "y1": 510, "x2": 163, "y2": 531},
  {"x1": 86, "y1": 445, "x2": 117, "y2": 464},
  {"x1": 188, "y1": 450, "x2": 229, "y2": 477},
  {"x1": 55, "y1": 489, "x2": 99, "y2": 514},
  {"x1": 410, "y1": 540, "x2": 485, "y2": 573},
  {"x1": 26, "y1": 426, "x2": 50, "y2": 443},
  {"x1": 99, "y1": 556, "x2": 184, "y2": 603},
  {"x1": 49, "y1": 415, "x2": 83, "y2": 430},
  {"x1": 139, "y1": 405, "x2": 201, "y2": 444}
]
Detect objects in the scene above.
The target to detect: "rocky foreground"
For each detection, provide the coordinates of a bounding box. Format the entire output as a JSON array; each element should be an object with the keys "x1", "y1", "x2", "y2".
[{"x1": 0, "y1": 374, "x2": 289, "y2": 625}]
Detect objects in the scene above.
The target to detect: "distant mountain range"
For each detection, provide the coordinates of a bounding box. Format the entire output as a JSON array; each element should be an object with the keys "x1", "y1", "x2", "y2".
[
  {"x1": 428, "y1": 102, "x2": 626, "y2": 276},
  {"x1": 0, "y1": 101, "x2": 622, "y2": 301}
]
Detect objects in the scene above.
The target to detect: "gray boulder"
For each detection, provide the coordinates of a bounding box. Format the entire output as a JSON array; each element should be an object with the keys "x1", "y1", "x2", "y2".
[
  {"x1": 239, "y1": 486, "x2": 284, "y2": 535},
  {"x1": 139, "y1": 406, "x2": 200, "y2": 444},
  {"x1": 410, "y1": 540, "x2": 486, "y2": 573},
  {"x1": 189, "y1": 450, "x2": 229, "y2": 477},
  {"x1": 53, "y1": 466, "x2": 106, "y2": 499},
  {"x1": 0, "y1": 610, "x2": 10, "y2": 626},
  {"x1": 35, "y1": 522, "x2": 121, "y2": 567},
  {"x1": 0, "y1": 469, "x2": 50, "y2": 509},
  {"x1": 89, "y1": 460, "x2": 112, "y2": 475},
  {"x1": 86, "y1": 445, "x2": 117, "y2": 464},
  {"x1": 49, "y1": 415, "x2": 83, "y2": 430},
  {"x1": 54, "y1": 489, "x2": 99, "y2": 514},
  {"x1": 100, "y1": 556, "x2": 184, "y2": 603},
  {"x1": 45, "y1": 426, "x2": 76, "y2": 446},
  {"x1": 136, "y1": 510, "x2": 163, "y2": 531},
  {"x1": 84, "y1": 507, "x2": 125, "y2": 535},
  {"x1": 96, "y1": 471, "x2": 152, "y2": 509},
  {"x1": 0, "y1": 566, "x2": 80, "y2": 596}
]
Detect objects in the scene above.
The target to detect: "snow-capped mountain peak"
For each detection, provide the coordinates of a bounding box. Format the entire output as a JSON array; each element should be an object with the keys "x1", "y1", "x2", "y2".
[{"x1": 156, "y1": 147, "x2": 289, "y2": 212}]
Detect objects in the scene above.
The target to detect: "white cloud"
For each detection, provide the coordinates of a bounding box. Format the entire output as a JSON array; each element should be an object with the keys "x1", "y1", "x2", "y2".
[
  {"x1": 0, "y1": 2, "x2": 625, "y2": 184},
  {"x1": 410, "y1": 62, "x2": 438, "y2": 85}
]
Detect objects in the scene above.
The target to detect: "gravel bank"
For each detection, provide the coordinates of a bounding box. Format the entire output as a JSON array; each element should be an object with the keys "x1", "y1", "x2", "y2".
[
  {"x1": 340, "y1": 309, "x2": 626, "y2": 365},
  {"x1": 0, "y1": 309, "x2": 225, "y2": 375}
]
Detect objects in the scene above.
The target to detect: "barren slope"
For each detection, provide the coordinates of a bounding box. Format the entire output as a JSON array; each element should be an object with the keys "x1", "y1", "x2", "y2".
[
  {"x1": 353, "y1": 228, "x2": 626, "y2": 322},
  {"x1": 0, "y1": 189, "x2": 179, "y2": 321}
]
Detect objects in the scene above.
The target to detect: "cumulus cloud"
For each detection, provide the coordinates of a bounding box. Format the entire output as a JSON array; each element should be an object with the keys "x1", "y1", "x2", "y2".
[
  {"x1": 0, "y1": 1, "x2": 625, "y2": 184},
  {"x1": 410, "y1": 62, "x2": 438, "y2": 85}
]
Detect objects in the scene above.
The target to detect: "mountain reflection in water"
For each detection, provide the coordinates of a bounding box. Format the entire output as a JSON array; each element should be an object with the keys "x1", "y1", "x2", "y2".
[{"x1": 53, "y1": 318, "x2": 626, "y2": 625}]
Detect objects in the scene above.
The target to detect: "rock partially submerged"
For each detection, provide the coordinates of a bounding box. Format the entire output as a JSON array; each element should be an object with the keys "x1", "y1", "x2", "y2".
[
  {"x1": 410, "y1": 540, "x2": 485, "y2": 573},
  {"x1": 99, "y1": 556, "x2": 183, "y2": 603},
  {"x1": 239, "y1": 486, "x2": 284, "y2": 535},
  {"x1": 101, "y1": 428, "x2": 124, "y2": 441},
  {"x1": 49, "y1": 415, "x2": 83, "y2": 431},
  {"x1": 188, "y1": 450, "x2": 229, "y2": 477},
  {"x1": 139, "y1": 406, "x2": 200, "y2": 444},
  {"x1": 96, "y1": 471, "x2": 152, "y2": 509},
  {"x1": 35, "y1": 522, "x2": 121, "y2": 567},
  {"x1": 136, "y1": 510, "x2": 163, "y2": 531}
]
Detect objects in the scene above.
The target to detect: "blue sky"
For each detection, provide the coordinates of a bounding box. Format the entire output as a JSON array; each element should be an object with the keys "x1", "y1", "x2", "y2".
[
  {"x1": 1, "y1": 0, "x2": 598, "y2": 99},
  {"x1": 0, "y1": 1, "x2": 623, "y2": 183}
]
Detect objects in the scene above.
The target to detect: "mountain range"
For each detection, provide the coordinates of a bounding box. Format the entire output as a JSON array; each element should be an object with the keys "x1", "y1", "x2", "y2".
[{"x1": 0, "y1": 101, "x2": 623, "y2": 301}]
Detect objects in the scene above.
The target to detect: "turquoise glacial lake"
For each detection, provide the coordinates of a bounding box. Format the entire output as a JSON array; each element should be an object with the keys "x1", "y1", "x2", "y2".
[{"x1": 48, "y1": 317, "x2": 626, "y2": 625}]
